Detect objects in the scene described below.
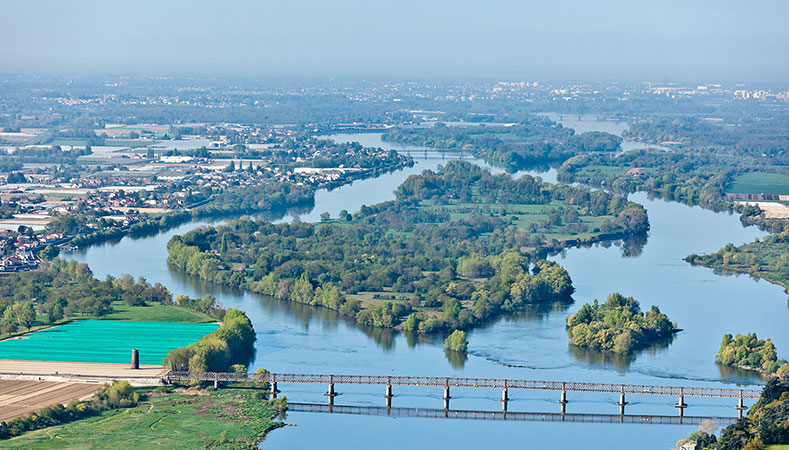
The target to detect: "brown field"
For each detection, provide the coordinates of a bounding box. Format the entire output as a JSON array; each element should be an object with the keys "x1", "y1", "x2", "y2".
[
  {"x1": 0, "y1": 380, "x2": 102, "y2": 421},
  {"x1": 0, "y1": 360, "x2": 164, "y2": 380}
]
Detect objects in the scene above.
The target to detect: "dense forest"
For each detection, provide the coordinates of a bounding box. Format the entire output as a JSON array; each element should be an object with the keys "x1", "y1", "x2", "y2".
[
  {"x1": 382, "y1": 119, "x2": 622, "y2": 171},
  {"x1": 565, "y1": 293, "x2": 676, "y2": 354},
  {"x1": 716, "y1": 333, "x2": 789, "y2": 377},
  {"x1": 168, "y1": 162, "x2": 650, "y2": 333}
]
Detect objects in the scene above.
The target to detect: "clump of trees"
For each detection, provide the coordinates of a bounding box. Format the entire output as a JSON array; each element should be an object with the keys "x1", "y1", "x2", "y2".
[
  {"x1": 716, "y1": 333, "x2": 789, "y2": 377},
  {"x1": 166, "y1": 308, "x2": 255, "y2": 372},
  {"x1": 0, "y1": 381, "x2": 139, "y2": 440},
  {"x1": 566, "y1": 293, "x2": 676, "y2": 354},
  {"x1": 444, "y1": 330, "x2": 468, "y2": 352}
]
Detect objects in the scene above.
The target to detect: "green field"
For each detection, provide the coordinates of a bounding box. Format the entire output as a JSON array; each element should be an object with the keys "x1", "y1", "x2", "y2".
[
  {"x1": 2, "y1": 388, "x2": 285, "y2": 449},
  {"x1": 101, "y1": 302, "x2": 215, "y2": 323},
  {"x1": 0, "y1": 320, "x2": 218, "y2": 365},
  {"x1": 726, "y1": 172, "x2": 789, "y2": 195}
]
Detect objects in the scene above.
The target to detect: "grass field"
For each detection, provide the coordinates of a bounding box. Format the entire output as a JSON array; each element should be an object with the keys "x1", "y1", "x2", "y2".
[
  {"x1": 100, "y1": 302, "x2": 215, "y2": 323},
  {"x1": 2, "y1": 388, "x2": 285, "y2": 449},
  {"x1": 726, "y1": 172, "x2": 789, "y2": 195},
  {"x1": 424, "y1": 199, "x2": 619, "y2": 242},
  {"x1": 0, "y1": 320, "x2": 218, "y2": 365}
]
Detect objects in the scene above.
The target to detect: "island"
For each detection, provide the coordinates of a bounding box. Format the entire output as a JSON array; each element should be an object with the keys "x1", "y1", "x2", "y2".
[
  {"x1": 168, "y1": 161, "x2": 650, "y2": 334},
  {"x1": 716, "y1": 333, "x2": 789, "y2": 378},
  {"x1": 566, "y1": 293, "x2": 677, "y2": 354}
]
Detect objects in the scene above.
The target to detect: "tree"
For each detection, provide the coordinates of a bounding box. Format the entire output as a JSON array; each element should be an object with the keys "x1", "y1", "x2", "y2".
[
  {"x1": 444, "y1": 330, "x2": 468, "y2": 352},
  {"x1": 14, "y1": 302, "x2": 36, "y2": 331},
  {"x1": 320, "y1": 212, "x2": 331, "y2": 222}
]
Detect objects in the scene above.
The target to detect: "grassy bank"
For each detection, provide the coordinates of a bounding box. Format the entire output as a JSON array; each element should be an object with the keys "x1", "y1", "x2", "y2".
[{"x1": 2, "y1": 387, "x2": 286, "y2": 449}]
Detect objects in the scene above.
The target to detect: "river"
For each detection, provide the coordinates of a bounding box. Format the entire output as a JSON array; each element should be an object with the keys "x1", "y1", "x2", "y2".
[{"x1": 68, "y1": 128, "x2": 787, "y2": 449}]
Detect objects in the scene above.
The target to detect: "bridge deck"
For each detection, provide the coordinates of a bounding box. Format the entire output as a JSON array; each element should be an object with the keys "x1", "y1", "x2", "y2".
[{"x1": 165, "y1": 372, "x2": 761, "y2": 399}]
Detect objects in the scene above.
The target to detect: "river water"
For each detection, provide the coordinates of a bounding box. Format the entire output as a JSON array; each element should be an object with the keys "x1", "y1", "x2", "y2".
[{"x1": 68, "y1": 128, "x2": 788, "y2": 449}]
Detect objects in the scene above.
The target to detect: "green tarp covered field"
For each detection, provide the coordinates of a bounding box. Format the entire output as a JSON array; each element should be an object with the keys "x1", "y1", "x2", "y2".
[{"x1": 0, "y1": 320, "x2": 219, "y2": 365}]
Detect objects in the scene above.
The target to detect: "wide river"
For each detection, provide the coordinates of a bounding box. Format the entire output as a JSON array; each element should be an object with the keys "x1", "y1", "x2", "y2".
[{"x1": 69, "y1": 128, "x2": 788, "y2": 449}]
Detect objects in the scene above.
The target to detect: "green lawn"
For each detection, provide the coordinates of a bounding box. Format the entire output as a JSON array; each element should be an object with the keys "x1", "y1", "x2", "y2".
[
  {"x1": 0, "y1": 320, "x2": 218, "y2": 365},
  {"x1": 726, "y1": 172, "x2": 789, "y2": 195},
  {"x1": 101, "y1": 302, "x2": 215, "y2": 323},
  {"x1": 2, "y1": 388, "x2": 285, "y2": 449}
]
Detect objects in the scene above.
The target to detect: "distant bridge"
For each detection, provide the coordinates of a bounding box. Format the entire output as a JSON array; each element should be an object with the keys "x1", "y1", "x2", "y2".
[{"x1": 165, "y1": 371, "x2": 759, "y2": 418}]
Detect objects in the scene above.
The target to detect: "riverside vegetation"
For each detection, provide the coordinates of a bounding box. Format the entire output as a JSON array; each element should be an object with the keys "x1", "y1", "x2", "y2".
[
  {"x1": 168, "y1": 162, "x2": 650, "y2": 335},
  {"x1": 565, "y1": 293, "x2": 677, "y2": 354},
  {"x1": 677, "y1": 379, "x2": 789, "y2": 450},
  {"x1": 687, "y1": 225, "x2": 789, "y2": 294},
  {"x1": 716, "y1": 333, "x2": 789, "y2": 378}
]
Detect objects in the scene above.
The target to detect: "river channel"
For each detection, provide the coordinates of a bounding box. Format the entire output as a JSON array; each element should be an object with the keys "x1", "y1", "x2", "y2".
[{"x1": 69, "y1": 128, "x2": 788, "y2": 449}]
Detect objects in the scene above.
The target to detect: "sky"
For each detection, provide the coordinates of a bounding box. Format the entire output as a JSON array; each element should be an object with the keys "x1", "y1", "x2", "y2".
[{"x1": 1, "y1": 0, "x2": 788, "y2": 83}]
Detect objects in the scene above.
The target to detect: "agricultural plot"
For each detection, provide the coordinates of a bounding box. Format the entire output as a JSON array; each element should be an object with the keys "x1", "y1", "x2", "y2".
[
  {"x1": 0, "y1": 380, "x2": 101, "y2": 421},
  {"x1": 726, "y1": 172, "x2": 789, "y2": 195},
  {"x1": 0, "y1": 320, "x2": 218, "y2": 365}
]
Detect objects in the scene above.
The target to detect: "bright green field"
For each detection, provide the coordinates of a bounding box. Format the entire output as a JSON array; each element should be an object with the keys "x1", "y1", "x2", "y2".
[
  {"x1": 0, "y1": 320, "x2": 218, "y2": 365},
  {"x1": 726, "y1": 172, "x2": 789, "y2": 195}
]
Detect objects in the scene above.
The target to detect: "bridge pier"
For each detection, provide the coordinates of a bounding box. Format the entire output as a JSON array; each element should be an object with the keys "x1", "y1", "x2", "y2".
[
  {"x1": 270, "y1": 381, "x2": 279, "y2": 399},
  {"x1": 385, "y1": 381, "x2": 393, "y2": 408},
  {"x1": 676, "y1": 393, "x2": 688, "y2": 417},
  {"x1": 617, "y1": 386, "x2": 628, "y2": 414},
  {"x1": 501, "y1": 386, "x2": 509, "y2": 412},
  {"x1": 618, "y1": 392, "x2": 628, "y2": 415},
  {"x1": 559, "y1": 383, "x2": 568, "y2": 406},
  {"x1": 325, "y1": 375, "x2": 338, "y2": 398},
  {"x1": 213, "y1": 373, "x2": 220, "y2": 389},
  {"x1": 736, "y1": 396, "x2": 747, "y2": 419}
]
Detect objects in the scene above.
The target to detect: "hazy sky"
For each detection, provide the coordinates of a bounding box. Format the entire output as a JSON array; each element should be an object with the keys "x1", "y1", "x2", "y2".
[{"x1": 1, "y1": 0, "x2": 788, "y2": 82}]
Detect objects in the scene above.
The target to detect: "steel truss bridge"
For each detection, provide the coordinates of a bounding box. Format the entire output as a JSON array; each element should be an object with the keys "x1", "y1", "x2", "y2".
[{"x1": 165, "y1": 371, "x2": 759, "y2": 418}]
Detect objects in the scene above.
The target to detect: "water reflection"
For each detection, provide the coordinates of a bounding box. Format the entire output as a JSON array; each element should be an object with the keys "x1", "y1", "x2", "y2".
[
  {"x1": 568, "y1": 336, "x2": 675, "y2": 373},
  {"x1": 444, "y1": 349, "x2": 469, "y2": 369},
  {"x1": 716, "y1": 364, "x2": 768, "y2": 384}
]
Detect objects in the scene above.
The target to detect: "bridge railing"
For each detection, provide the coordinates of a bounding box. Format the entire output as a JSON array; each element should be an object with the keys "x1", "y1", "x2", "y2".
[{"x1": 164, "y1": 371, "x2": 761, "y2": 399}]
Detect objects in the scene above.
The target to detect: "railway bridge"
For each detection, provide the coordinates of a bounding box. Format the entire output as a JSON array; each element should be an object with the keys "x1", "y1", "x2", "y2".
[{"x1": 165, "y1": 371, "x2": 760, "y2": 418}]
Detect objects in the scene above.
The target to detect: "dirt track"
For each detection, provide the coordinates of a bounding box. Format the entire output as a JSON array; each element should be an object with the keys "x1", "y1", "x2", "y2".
[{"x1": 0, "y1": 380, "x2": 102, "y2": 421}]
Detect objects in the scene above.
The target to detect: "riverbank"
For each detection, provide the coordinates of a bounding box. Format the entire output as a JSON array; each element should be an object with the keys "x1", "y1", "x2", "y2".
[{"x1": 1, "y1": 385, "x2": 287, "y2": 448}]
